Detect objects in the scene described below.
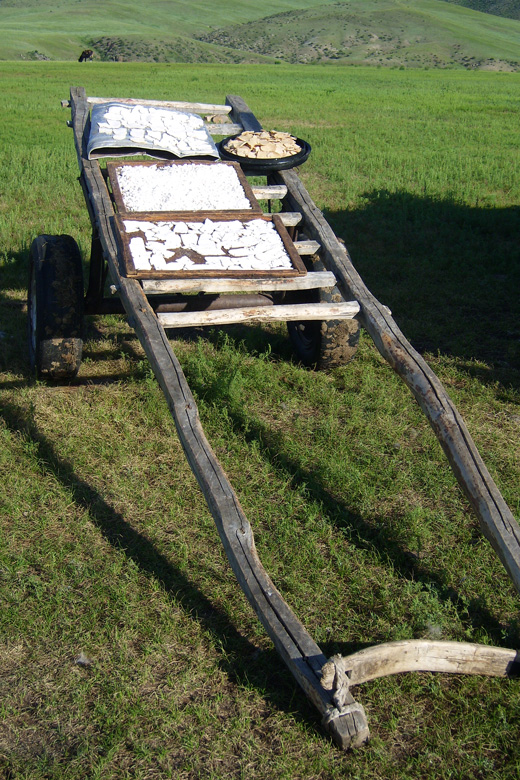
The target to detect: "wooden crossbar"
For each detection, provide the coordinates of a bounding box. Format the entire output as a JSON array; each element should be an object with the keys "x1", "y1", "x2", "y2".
[
  {"x1": 141, "y1": 270, "x2": 336, "y2": 295},
  {"x1": 251, "y1": 184, "x2": 288, "y2": 200},
  {"x1": 85, "y1": 96, "x2": 233, "y2": 114},
  {"x1": 156, "y1": 301, "x2": 360, "y2": 329}
]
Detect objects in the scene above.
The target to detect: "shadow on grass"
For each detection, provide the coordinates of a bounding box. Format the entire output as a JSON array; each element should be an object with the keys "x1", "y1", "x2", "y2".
[
  {"x1": 0, "y1": 250, "x2": 31, "y2": 378},
  {"x1": 0, "y1": 396, "x2": 329, "y2": 738},
  {"x1": 171, "y1": 334, "x2": 520, "y2": 650},
  {"x1": 324, "y1": 190, "x2": 520, "y2": 388}
]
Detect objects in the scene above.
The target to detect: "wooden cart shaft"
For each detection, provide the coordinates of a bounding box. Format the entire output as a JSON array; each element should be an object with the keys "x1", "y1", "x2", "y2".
[{"x1": 66, "y1": 87, "x2": 519, "y2": 750}]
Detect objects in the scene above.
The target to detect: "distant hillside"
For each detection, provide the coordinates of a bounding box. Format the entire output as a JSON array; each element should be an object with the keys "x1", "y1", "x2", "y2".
[
  {"x1": 1, "y1": 0, "x2": 519, "y2": 68},
  {"x1": 0, "y1": 0, "x2": 323, "y2": 61},
  {"x1": 442, "y1": 0, "x2": 520, "y2": 21},
  {"x1": 197, "y1": 0, "x2": 520, "y2": 70}
]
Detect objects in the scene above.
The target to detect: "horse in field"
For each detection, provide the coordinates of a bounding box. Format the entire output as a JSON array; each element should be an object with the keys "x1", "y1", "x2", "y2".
[{"x1": 78, "y1": 49, "x2": 93, "y2": 62}]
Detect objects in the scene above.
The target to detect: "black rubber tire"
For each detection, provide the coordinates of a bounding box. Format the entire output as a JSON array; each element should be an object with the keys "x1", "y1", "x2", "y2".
[
  {"x1": 288, "y1": 261, "x2": 360, "y2": 370},
  {"x1": 27, "y1": 234, "x2": 84, "y2": 380}
]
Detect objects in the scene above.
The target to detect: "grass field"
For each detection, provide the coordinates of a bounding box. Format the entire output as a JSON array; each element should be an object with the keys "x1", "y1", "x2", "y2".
[{"x1": 0, "y1": 62, "x2": 519, "y2": 779}]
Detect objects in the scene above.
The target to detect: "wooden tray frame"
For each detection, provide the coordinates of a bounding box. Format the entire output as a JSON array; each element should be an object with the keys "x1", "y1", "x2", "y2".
[
  {"x1": 107, "y1": 159, "x2": 262, "y2": 216},
  {"x1": 115, "y1": 212, "x2": 308, "y2": 279}
]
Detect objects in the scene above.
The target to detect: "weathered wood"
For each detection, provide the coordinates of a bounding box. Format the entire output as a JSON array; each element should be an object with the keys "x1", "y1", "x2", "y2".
[
  {"x1": 227, "y1": 92, "x2": 520, "y2": 595},
  {"x1": 141, "y1": 270, "x2": 336, "y2": 295},
  {"x1": 206, "y1": 123, "x2": 243, "y2": 137},
  {"x1": 338, "y1": 641, "x2": 520, "y2": 685},
  {"x1": 276, "y1": 167, "x2": 520, "y2": 595},
  {"x1": 294, "y1": 239, "x2": 321, "y2": 255},
  {"x1": 115, "y1": 211, "x2": 308, "y2": 279},
  {"x1": 277, "y1": 211, "x2": 302, "y2": 227},
  {"x1": 156, "y1": 301, "x2": 360, "y2": 329},
  {"x1": 70, "y1": 86, "x2": 369, "y2": 750},
  {"x1": 251, "y1": 184, "x2": 288, "y2": 201},
  {"x1": 227, "y1": 94, "x2": 263, "y2": 132},
  {"x1": 87, "y1": 96, "x2": 233, "y2": 114}
]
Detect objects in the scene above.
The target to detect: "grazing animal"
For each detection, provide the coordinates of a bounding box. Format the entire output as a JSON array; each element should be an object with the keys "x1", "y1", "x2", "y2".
[{"x1": 78, "y1": 49, "x2": 93, "y2": 63}]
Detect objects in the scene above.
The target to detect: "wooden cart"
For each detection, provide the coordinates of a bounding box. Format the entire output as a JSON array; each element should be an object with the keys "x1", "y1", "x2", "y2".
[{"x1": 27, "y1": 88, "x2": 520, "y2": 749}]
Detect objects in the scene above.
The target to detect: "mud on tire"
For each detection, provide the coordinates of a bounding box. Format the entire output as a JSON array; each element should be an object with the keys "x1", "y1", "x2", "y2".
[
  {"x1": 288, "y1": 260, "x2": 360, "y2": 370},
  {"x1": 27, "y1": 234, "x2": 84, "y2": 380}
]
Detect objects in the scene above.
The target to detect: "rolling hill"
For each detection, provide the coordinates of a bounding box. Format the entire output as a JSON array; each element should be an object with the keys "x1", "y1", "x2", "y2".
[
  {"x1": 1, "y1": 0, "x2": 519, "y2": 68},
  {"x1": 197, "y1": 1, "x2": 520, "y2": 70}
]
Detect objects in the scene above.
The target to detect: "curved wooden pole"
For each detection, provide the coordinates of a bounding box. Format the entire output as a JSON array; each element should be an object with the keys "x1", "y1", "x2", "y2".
[
  {"x1": 338, "y1": 640, "x2": 520, "y2": 686},
  {"x1": 69, "y1": 86, "x2": 369, "y2": 750},
  {"x1": 224, "y1": 94, "x2": 520, "y2": 596},
  {"x1": 274, "y1": 165, "x2": 520, "y2": 596}
]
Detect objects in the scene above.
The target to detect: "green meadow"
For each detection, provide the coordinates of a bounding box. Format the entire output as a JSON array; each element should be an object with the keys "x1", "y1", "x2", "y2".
[{"x1": 0, "y1": 61, "x2": 519, "y2": 778}]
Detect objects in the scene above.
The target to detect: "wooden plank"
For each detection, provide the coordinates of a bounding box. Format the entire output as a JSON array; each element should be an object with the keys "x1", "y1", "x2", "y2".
[
  {"x1": 252, "y1": 185, "x2": 288, "y2": 200},
  {"x1": 206, "y1": 123, "x2": 242, "y2": 137},
  {"x1": 226, "y1": 94, "x2": 263, "y2": 132},
  {"x1": 274, "y1": 169, "x2": 520, "y2": 595},
  {"x1": 277, "y1": 212, "x2": 302, "y2": 227},
  {"x1": 141, "y1": 270, "x2": 336, "y2": 294},
  {"x1": 70, "y1": 87, "x2": 368, "y2": 751},
  {"x1": 86, "y1": 96, "x2": 233, "y2": 114},
  {"x1": 294, "y1": 239, "x2": 321, "y2": 255},
  {"x1": 156, "y1": 301, "x2": 360, "y2": 328},
  {"x1": 336, "y1": 640, "x2": 520, "y2": 686}
]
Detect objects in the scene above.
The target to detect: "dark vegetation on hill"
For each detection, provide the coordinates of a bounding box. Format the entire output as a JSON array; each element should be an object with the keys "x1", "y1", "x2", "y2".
[
  {"x1": 443, "y1": 0, "x2": 520, "y2": 21},
  {"x1": 196, "y1": 2, "x2": 520, "y2": 70},
  {"x1": 89, "y1": 36, "x2": 271, "y2": 64}
]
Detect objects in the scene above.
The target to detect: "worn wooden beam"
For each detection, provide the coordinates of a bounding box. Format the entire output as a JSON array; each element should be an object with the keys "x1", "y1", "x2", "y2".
[
  {"x1": 226, "y1": 92, "x2": 520, "y2": 596},
  {"x1": 251, "y1": 184, "x2": 288, "y2": 201},
  {"x1": 277, "y1": 166, "x2": 520, "y2": 595},
  {"x1": 277, "y1": 211, "x2": 302, "y2": 227},
  {"x1": 141, "y1": 270, "x2": 336, "y2": 295},
  {"x1": 337, "y1": 640, "x2": 520, "y2": 686},
  {"x1": 294, "y1": 239, "x2": 321, "y2": 256},
  {"x1": 156, "y1": 301, "x2": 359, "y2": 329},
  {"x1": 69, "y1": 86, "x2": 369, "y2": 750},
  {"x1": 86, "y1": 96, "x2": 233, "y2": 114},
  {"x1": 206, "y1": 123, "x2": 242, "y2": 136}
]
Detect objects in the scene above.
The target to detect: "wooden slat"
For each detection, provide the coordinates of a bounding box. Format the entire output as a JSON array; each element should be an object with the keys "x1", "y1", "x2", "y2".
[
  {"x1": 86, "y1": 96, "x2": 233, "y2": 114},
  {"x1": 157, "y1": 301, "x2": 360, "y2": 329},
  {"x1": 206, "y1": 123, "x2": 242, "y2": 136},
  {"x1": 141, "y1": 270, "x2": 336, "y2": 295},
  {"x1": 252, "y1": 184, "x2": 288, "y2": 200},
  {"x1": 277, "y1": 211, "x2": 302, "y2": 227},
  {"x1": 294, "y1": 239, "x2": 321, "y2": 256},
  {"x1": 70, "y1": 87, "x2": 368, "y2": 751}
]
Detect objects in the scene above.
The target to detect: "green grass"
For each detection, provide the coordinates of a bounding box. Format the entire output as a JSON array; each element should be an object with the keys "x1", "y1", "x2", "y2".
[{"x1": 0, "y1": 61, "x2": 519, "y2": 778}]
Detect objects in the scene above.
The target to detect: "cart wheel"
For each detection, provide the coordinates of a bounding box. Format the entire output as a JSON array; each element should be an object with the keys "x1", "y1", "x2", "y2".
[
  {"x1": 27, "y1": 234, "x2": 84, "y2": 380},
  {"x1": 288, "y1": 262, "x2": 360, "y2": 370}
]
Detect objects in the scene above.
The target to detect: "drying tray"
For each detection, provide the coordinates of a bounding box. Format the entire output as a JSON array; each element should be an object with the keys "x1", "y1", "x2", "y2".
[
  {"x1": 107, "y1": 159, "x2": 262, "y2": 217},
  {"x1": 115, "y1": 212, "x2": 308, "y2": 279},
  {"x1": 218, "y1": 136, "x2": 311, "y2": 175}
]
